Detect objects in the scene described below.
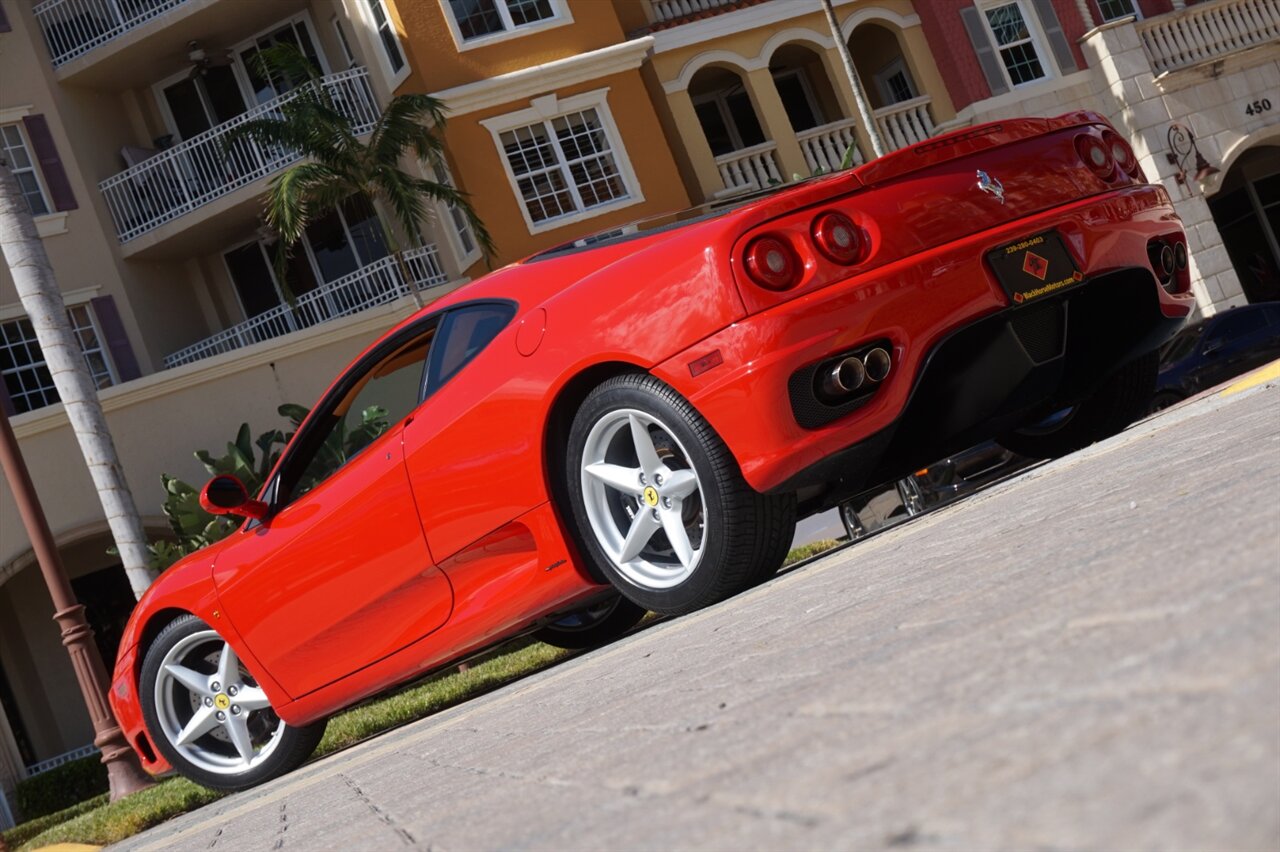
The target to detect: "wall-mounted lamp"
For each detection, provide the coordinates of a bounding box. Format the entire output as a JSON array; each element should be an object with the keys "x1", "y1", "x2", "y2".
[{"x1": 1166, "y1": 123, "x2": 1221, "y2": 187}]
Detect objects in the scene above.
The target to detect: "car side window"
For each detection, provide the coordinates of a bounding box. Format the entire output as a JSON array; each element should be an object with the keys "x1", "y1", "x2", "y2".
[
  {"x1": 278, "y1": 326, "x2": 436, "y2": 505},
  {"x1": 425, "y1": 303, "x2": 516, "y2": 393}
]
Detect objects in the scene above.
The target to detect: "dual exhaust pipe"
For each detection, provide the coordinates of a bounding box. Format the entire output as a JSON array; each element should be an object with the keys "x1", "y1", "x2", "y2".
[
  {"x1": 1149, "y1": 238, "x2": 1188, "y2": 293},
  {"x1": 822, "y1": 347, "x2": 892, "y2": 397}
]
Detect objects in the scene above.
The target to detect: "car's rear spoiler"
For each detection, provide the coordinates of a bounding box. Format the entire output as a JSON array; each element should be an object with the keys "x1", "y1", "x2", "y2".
[{"x1": 853, "y1": 111, "x2": 1114, "y2": 187}]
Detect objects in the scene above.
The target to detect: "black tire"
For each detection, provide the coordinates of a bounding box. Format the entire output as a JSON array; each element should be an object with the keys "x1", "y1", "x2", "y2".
[
  {"x1": 533, "y1": 596, "x2": 648, "y2": 650},
  {"x1": 565, "y1": 374, "x2": 796, "y2": 616},
  {"x1": 998, "y1": 351, "x2": 1159, "y2": 459},
  {"x1": 140, "y1": 614, "x2": 326, "y2": 791},
  {"x1": 1148, "y1": 390, "x2": 1183, "y2": 414}
]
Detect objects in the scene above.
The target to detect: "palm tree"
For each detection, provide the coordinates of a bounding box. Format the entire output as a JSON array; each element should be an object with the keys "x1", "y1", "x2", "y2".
[
  {"x1": 0, "y1": 160, "x2": 156, "y2": 598},
  {"x1": 228, "y1": 46, "x2": 493, "y2": 305}
]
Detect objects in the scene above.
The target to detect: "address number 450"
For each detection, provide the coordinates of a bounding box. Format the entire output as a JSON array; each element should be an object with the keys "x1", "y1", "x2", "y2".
[{"x1": 1245, "y1": 98, "x2": 1273, "y2": 116}]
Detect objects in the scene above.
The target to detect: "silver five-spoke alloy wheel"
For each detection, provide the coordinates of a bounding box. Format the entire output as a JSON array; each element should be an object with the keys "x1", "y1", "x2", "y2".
[
  {"x1": 153, "y1": 630, "x2": 284, "y2": 776},
  {"x1": 580, "y1": 409, "x2": 706, "y2": 589}
]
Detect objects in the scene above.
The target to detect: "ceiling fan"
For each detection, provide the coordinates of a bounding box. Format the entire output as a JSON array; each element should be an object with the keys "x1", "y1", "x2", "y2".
[{"x1": 186, "y1": 40, "x2": 234, "y2": 78}]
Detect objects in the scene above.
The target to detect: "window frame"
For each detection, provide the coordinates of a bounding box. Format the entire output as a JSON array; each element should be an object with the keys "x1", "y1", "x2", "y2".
[
  {"x1": 332, "y1": 14, "x2": 358, "y2": 69},
  {"x1": 362, "y1": 0, "x2": 411, "y2": 89},
  {"x1": 0, "y1": 123, "x2": 53, "y2": 217},
  {"x1": 428, "y1": 159, "x2": 482, "y2": 270},
  {"x1": 152, "y1": 12, "x2": 329, "y2": 142},
  {"x1": 0, "y1": 300, "x2": 116, "y2": 415},
  {"x1": 979, "y1": 0, "x2": 1054, "y2": 90},
  {"x1": 437, "y1": 0, "x2": 573, "y2": 53},
  {"x1": 873, "y1": 57, "x2": 918, "y2": 106},
  {"x1": 480, "y1": 89, "x2": 644, "y2": 235},
  {"x1": 221, "y1": 198, "x2": 389, "y2": 323},
  {"x1": 264, "y1": 299, "x2": 515, "y2": 511},
  {"x1": 769, "y1": 68, "x2": 826, "y2": 133},
  {"x1": 1095, "y1": 0, "x2": 1140, "y2": 24}
]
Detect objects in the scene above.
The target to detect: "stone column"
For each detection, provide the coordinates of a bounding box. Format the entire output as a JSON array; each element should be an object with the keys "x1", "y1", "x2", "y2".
[
  {"x1": 744, "y1": 67, "x2": 809, "y2": 180},
  {"x1": 1080, "y1": 19, "x2": 1245, "y2": 315},
  {"x1": 665, "y1": 88, "x2": 729, "y2": 200}
]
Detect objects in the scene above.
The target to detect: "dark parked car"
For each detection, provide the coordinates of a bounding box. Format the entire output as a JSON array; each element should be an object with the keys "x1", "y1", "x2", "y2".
[{"x1": 1151, "y1": 302, "x2": 1280, "y2": 411}]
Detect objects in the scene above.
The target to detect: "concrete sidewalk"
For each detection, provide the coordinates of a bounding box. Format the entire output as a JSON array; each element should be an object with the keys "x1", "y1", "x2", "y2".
[{"x1": 117, "y1": 376, "x2": 1280, "y2": 851}]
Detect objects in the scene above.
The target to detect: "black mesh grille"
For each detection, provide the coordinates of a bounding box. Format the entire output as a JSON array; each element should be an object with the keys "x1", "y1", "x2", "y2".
[{"x1": 1010, "y1": 301, "x2": 1066, "y2": 364}]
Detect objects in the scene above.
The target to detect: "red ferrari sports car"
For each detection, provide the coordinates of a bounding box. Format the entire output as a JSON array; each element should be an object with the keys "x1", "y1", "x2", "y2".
[{"x1": 109, "y1": 112, "x2": 1193, "y2": 790}]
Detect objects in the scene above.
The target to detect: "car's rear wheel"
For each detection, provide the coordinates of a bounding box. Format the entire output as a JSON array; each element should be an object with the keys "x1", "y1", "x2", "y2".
[
  {"x1": 1148, "y1": 390, "x2": 1183, "y2": 414},
  {"x1": 533, "y1": 596, "x2": 648, "y2": 650},
  {"x1": 998, "y1": 351, "x2": 1158, "y2": 459},
  {"x1": 565, "y1": 374, "x2": 795, "y2": 616},
  {"x1": 140, "y1": 615, "x2": 325, "y2": 791}
]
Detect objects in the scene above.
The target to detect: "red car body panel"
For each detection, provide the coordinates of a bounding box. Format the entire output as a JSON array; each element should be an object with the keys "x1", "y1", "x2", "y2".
[
  {"x1": 654, "y1": 183, "x2": 1189, "y2": 491},
  {"x1": 109, "y1": 112, "x2": 1194, "y2": 773},
  {"x1": 210, "y1": 423, "x2": 452, "y2": 700}
]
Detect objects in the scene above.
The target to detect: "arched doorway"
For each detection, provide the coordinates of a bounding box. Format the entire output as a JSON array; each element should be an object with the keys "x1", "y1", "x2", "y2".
[
  {"x1": 1209, "y1": 145, "x2": 1280, "y2": 304},
  {"x1": 847, "y1": 22, "x2": 919, "y2": 109},
  {"x1": 0, "y1": 533, "x2": 139, "y2": 778},
  {"x1": 767, "y1": 44, "x2": 842, "y2": 134},
  {"x1": 689, "y1": 65, "x2": 766, "y2": 157}
]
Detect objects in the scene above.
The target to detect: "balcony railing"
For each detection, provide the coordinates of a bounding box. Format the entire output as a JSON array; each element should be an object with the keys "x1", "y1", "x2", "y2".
[
  {"x1": 874, "y1": 96, "x2": 936, "y2": 152},
  {"x1": 715, "y1": 141, "x2": 782, "y2": 195},
  {"x1": 25, "y1": 743, "x2": 97, "y2": 776},
  {"x1": 34, "y1": 0, "x2": 189, "y2": 66},
  {"x1": 649, "y1": 0, "x2": 738, "y2": 24},
  {"x1": 1138, "y1": 0, "x2": 1280, "y2": 75},
  {"x1": 101, "y1": 68, "x2": 378, "y2": 244},
  {"x1": 164, "y1": 246, "x2": 449, "y2": 369},
  {"x1": 797, "y1": 117, "x2": 865, "y2": 173}
]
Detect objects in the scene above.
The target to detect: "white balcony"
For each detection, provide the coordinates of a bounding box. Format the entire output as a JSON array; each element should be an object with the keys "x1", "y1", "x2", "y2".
[
  {"x1": 874, "y1": 96, "x2": 936, "y2": 152},
  {"x1": 797, "y1": 117, "x2": 865, "y2": 173},
  {"x1": 715, "y1": 141, "x2": 783, "y2": 195},
  {"x1": 33, "y1": 0, "x2": 190, "y2": 66},
  {"x1": 1138, "y1": 0, "x2": 1280, "y2": 76},
  {"x1": 164, "y1": 246, "x2": 450, "y2": 368},
  {"x1": 100, "y1": 68, "x2": 378, "y2": 245}
]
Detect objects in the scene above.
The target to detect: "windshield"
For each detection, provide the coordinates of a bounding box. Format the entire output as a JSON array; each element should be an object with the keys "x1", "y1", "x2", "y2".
[{"x1": 1159, "y1": 322, "x2": 1203, "y2": 366}]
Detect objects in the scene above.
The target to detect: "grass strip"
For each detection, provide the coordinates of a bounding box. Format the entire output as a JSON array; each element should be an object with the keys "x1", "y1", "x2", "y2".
[{"x1": 783, "y1": 538, "x2": 843, "y2": 566}]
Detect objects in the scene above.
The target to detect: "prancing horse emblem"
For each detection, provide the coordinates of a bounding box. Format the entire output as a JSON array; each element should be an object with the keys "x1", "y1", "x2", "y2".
[{"x1": 976, "y1": 170, "x2": 1005, "y2": 204}]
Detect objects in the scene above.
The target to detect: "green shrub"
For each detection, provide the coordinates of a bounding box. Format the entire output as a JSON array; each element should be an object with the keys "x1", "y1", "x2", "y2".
[
  {"x1": 1, "y1": 792, "x2": 107, "y2": 849},
  {"x1": 14, "y1": 755, "x2": 107, "y2": 822}
]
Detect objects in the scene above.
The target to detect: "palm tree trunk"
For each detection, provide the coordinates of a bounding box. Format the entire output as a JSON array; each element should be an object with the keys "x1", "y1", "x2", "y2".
[
  {"x1": 819, "y1": 0, "x2": 887, "y2": 160},
  {"x1": 0, "y1": 161, "x2": 157, "y2": 598},
  {"x1": 374, "y1": 212, "x2": 424, "y2": 309}
]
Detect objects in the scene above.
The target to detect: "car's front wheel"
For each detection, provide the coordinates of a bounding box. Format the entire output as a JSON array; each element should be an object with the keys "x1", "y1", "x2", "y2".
[
  {"x1": 139, "y1": 615, "x2": 325, "y2": 791},
  {"x1": 565, "y1": 374, "x2": 795, "y2": 616}
]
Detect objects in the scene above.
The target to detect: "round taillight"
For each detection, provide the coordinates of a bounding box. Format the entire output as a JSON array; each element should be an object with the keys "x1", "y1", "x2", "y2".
[
  {"x1": 1075, "y1": 133, "x2": 1115, "y2": 180},
  {"x1": 1103, "y1": 129, "x2": 1140, "y2": 178},
  {"x1": 743, "y1": 235, "x2": 801, "y2": 290},
  {"x1": 811, "y1": 211, "x2": 864, "y2": 265}
]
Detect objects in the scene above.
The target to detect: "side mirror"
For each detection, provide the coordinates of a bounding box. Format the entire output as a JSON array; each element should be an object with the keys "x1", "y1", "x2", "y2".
[
  {"x1": 1202, "y1": 338, "x2": 1223, "y2": 356},
  {"x1": 199, "y1": 475, "x2": 268, "y2": 521}
]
